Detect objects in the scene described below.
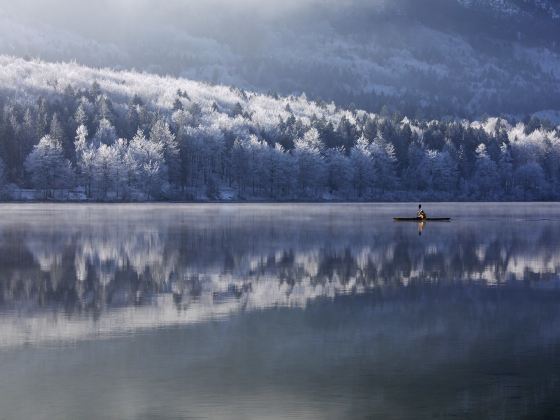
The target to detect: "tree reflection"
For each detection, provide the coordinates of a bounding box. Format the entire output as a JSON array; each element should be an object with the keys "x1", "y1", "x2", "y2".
[{"x1": 1, "y1": 207, "x2": 559, "y2": 317}]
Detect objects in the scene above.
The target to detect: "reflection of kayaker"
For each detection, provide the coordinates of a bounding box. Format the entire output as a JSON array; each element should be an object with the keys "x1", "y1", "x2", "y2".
[
  {"x1": 417, "y1": 204, "x2": 427, "y2": 220},
  {"x1": 418, "y1": 221, "x2": 425, "y2": 236}
]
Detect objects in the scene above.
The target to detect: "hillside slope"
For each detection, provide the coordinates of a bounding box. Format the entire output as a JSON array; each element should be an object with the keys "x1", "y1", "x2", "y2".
[{"x1": 0, "y1": 56, "x2": 559, "y2": 202}]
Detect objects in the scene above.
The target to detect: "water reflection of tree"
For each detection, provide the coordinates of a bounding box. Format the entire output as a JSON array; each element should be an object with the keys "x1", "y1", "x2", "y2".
[{"x1": 1, "y1": 216, "x2": 559, "y2": 315}]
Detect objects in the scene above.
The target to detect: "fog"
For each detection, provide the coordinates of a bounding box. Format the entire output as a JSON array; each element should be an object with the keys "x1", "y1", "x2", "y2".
[
  {"x1": 0, "y1": 0, "x2": 388, "y2": 20},
  {"x1": 0, "y1": 0, "x2": 559, "y2": 117},
  {"x1": 0, "y1": 0, "x2": 392, "y2": 41}
]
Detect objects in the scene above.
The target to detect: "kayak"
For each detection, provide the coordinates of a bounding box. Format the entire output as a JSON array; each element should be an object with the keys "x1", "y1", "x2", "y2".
[{"x1": 393, "y1": 217, "x2": 451, "y2": 222}]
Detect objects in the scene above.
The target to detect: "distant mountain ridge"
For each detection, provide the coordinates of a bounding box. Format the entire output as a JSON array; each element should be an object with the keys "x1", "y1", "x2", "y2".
[
  {"x1": 0, "y1": 0, "x2": 558, "y2": 119},
  {"x1": 457, "y1": 0, "x2": 560, "y2": 19}
]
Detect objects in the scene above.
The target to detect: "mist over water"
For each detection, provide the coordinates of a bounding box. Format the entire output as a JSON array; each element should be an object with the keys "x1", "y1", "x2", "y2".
[{"x1": 1, "y1": 203, "x2": 560, "y2": 418}]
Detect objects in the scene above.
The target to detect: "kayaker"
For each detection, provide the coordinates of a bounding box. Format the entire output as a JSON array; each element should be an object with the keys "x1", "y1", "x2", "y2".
[{"x1": 417, "y1": 204, "x2": 427, "y2": 220}]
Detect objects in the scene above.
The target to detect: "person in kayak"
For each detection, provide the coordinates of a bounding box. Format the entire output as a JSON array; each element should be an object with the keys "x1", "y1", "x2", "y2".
[{"x1": 417, "y1": 204, "x2": 427, "y2": 220}]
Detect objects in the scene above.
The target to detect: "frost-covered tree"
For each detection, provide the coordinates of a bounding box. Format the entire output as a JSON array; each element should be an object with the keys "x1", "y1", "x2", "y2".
[
  {"x1": 233, "y1": 135, "x2": 268, "y2": 196},
  {"x1": 97, "y1": 95, "x2": 115, "y2": 124},
  {"x1": 498, "y1": 142, "x2": 514, "y2": 196},
  {"x1": 75, "y1": 125, "x2": 96, "y2": 197},
  {"x1": 149, "y1": 119, "x2": 179, "y2": 185},
  {"x1": 49, "y1": 113, "x2": 65, "y2": 143},
  {"x1": 371, "y1": 136, "x2": 398, "y2": 192},
  {"x1": 93, "y1": 118, "x2": 117, "y2": 147},
  {"x1": 350, "y1": 137, "x2": 373, "y2": 198},
  {"x1": 293, "y1": 128, "x2": 325, "y2": 197},
  {"x1": 35, "y1": 97, "x2": 49, "y2": 140},
  {"x1": 472, "y1": 144, "x2": 499, "y2": 198},
  {"x1": 74, "y1": 101, "x2": 88, "y2": 127},
  {"x1": 24, "y1": 135, "x2": 74, "y2": 197},
  {"x1": 260, "y1": 142, "x2": 284, "y2": 198},
  {"x1": 1, "y1": 58, "x2": 560, "y2": 201},
  {"x1": 270, "y1": 143, "x2": 294, "y2": 198},
  {"x1": 325, "y1": 147, "x2": 350, "y2": 196},
  {"x1": 92, "y1": 144, "x2": 118, "y2": 199},
  {"x1": 127, "y1": 130, "x2": 166, "y2": 199},
  {"x1": 231, "y1": 138, "x2": 250, "y2": 196},
  {"x1": 111, "y1": 138, "x2": 130, "y2": 199}
]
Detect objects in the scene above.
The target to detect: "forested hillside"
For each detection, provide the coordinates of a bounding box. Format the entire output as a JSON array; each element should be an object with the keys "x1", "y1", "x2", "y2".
[{"x1": 0, "y1": 56, "x2": 558, "y2": 201}]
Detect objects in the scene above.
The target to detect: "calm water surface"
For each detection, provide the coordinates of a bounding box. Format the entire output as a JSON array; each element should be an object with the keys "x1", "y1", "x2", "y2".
[{"x1": 1, "y1": 203, "x2": 560, "y2": 419}]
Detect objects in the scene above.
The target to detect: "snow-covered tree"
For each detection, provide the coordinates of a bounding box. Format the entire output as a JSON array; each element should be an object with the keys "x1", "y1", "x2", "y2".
[
  {"x1": 92, "y1": 144, "x2": 118, "y2": 199},
  {"x1": 371, "y1": 136, "x2": 398, "y2": 192},
  {"x1": 75, "y1": 125, "x2": 96, "y2": 197},
  {"x1": 350, "y1": 137, "x2": 373, "y2": 198},
  {"x1": 270, "y1": 143, "x2": 294, "y2": 198},
  {"x1": 111, "y1": 138, "x2": 130, "y2": 199},
  {"x1": 74, "y1": 101, "x2": 88, "y2": 127},
  {"x1": 149, "y1": 119, "x2": 179, "y2": 185},
  {"x1": 93, "y1": 118, "x2": 117, "y2": 147},
  {"x1": 24, "y1": 135, "x2": 74, "y2": 197},
  {"x1": 498, "y1": 142, "x2": 514, "y2": 196},
  {"x1": 231, "y1": 138, "x2": 250, "y2": 196},
  {"x1": 472, "y1": 143, "x2": 499, "y2": 198},
  {"x1": 49, "y1": 113, "x2": 65, "y2": 142},
  {"x1": 293, "y1": 128, "x2": 325, "y2": 197},
  {"x1": 1, "y1": 58, "x2": 560, "y2": 202},
  {"x1": 126, "y1": 130, "x2": 166, "y2": 199},
  {"x1": 325, "y1": 147, "x2": 351, "y2": 196}
]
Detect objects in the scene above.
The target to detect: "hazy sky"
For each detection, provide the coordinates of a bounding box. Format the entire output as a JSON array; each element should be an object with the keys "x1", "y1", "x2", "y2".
[
  {"x1": 0, "y1": 0, "x2": 558, "y2": 117},
  {"x1": 0, "y1": 0, "x2": 392, "y2": 28}
]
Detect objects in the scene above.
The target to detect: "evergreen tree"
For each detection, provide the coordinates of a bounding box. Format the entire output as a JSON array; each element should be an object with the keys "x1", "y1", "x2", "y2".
[
  {"x1": 74, "y1": 101, "x2": 88, "y2": 127},
  {"x1": 371, "y1": 136, "x2": 398, "y2": 192},
  {"x1": 93, "y1": 118, "x2": 117, "y2": 146},
  {"x1": 49, "y1": 113, "x2": 70, "y2": 157},
  {"x1": 293, "y1": 128, "x2": 325, "y2": 197},
  {"x1": 74, "y1": 125, "x2": 95, "y2": 197},
  {"x1": 1, "y1": 59, "x2": 559, "y2": 202},
  {"x1": 149, "y1": 119, "x2": 179, "y2": 185},
  {"x1": 24, "y1": 135, "x2": 74, "y2": 197},
  {"x1": 432, "y1": 150, "x2": 459, "y2": 193},
  {"x1": 498, "y1": 142, "x2": 514, "y2": 197},
  {"x1": 325, "y1": 148, "x2": 350, "y2": 196},
  {"x1": 472, "y1": 144, "x2": 499, "y2": 198},
  {"x1": 350, "y1": 136, "x2": 373, "y2": 198},
  {"x1": 127, "y1": 129, "x2": 166, "y2": 199},
  {"x1": 0, "y1": 156, "x2": 6, "y2": 193},
  {"x1": 93, "y1": 144, "x2": 117, "y2": 199},
  {"x1": 515, "y1": 162, "x2": 547, "y2": 200}
]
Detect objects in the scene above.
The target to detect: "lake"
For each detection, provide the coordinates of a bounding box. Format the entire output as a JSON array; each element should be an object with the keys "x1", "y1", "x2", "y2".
[{"x1": 1, "y1": 203, "x2": 560, "y2": 419}]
